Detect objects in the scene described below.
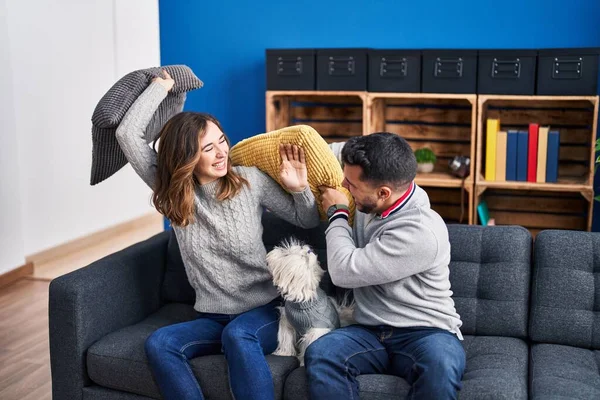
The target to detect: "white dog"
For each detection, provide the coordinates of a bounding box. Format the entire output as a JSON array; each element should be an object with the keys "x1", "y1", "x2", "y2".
[{"x1": 266, "y1": 238, "x2": 354, "y2": 365}]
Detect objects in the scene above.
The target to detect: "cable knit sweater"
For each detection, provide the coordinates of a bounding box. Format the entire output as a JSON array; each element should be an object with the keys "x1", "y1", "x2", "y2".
[{"x1": 116, "y1": 82, "x2": 320, "y2": 314}]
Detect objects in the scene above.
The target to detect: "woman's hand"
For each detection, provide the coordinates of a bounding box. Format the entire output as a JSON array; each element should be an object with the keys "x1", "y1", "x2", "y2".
[
  {"x1": 279, "y1": 144, "x2": 308, "y2": 192},
  {"x1": 153, "y1": 70, "x2": 175, "y2": 92}
]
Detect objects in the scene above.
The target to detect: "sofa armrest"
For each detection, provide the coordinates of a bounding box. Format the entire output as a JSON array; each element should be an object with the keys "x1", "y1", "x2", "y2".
[{"x1": 49, "y1": 231, "x2": 169, "y2": 400}]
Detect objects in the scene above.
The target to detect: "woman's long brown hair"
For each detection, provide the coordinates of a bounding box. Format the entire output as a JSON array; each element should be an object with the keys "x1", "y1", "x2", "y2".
[{"x1": 151, "y1": 112, "x2": 248, "y2": 227}]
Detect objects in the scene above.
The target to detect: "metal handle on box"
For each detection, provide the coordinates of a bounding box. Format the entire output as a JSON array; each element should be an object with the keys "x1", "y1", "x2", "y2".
[
  {"x1": 434, "y1": 57, "x2": 463, "y2": 79},
  {"x1": 491, "y1": 58, "x2": 521, "y2": 79},
  {"x1": 277, "y1": 56, "x2": 303, "y2": 76},
  {"x1": 328, "y1": 56, "x2": 355, "y2": 76},
  {"x1": 380, "y1": 57, "x2": 408, "y2": 79},
  {"x1": 552, "y1": 57, "x2": 583, "y2": 80}
]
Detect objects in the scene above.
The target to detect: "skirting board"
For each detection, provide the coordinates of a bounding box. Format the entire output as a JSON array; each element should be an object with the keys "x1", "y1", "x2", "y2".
[
  {"x1": 0, "y1": 262, "x2": 34, "y2": 289},
  {"x1": 26, "y1": 212, "x2": 163, "y2": 266}
]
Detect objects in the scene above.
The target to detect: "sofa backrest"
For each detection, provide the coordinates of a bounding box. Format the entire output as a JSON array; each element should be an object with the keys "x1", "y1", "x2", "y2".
[
  {"x1": 530, "y1": 230, "x2": 600, "y2": 348},
  {"x1": 447, "y1": 225, "x2": 532, "y2": 338},
  {"x1": 160, "y1": 211, "x2": 331, "y2": 305}
]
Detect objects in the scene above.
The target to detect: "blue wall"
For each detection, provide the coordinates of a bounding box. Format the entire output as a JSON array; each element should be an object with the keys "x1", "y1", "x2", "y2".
[{"x1": 158, "y1": 0, "x2": 600, "y2": 227}]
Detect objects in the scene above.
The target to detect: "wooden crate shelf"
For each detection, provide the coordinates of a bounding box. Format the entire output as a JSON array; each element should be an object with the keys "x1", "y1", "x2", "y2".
[
  {"x1": 424, "y1": 186, "x2": 473, "y2": 225},
  {"x1": 474, "y1": 187, "x2": 593, "y2": 237},
  {"x1": 476, "y1": 95, "x2": 599, "y2": 189},
  {"x1": 366, "y1": 93, "x2": 477, "y2": 224},
  {"x1": 266, "y1": 91, "x2": 367, "y2": 139},
  {"x1": 475, "y1": 94, "x2": 598, "y2": 234}
]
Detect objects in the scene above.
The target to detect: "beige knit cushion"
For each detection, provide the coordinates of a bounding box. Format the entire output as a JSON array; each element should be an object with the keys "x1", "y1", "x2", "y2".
[{"x1": 230, "y1": 125, "x2": 355, "y2": 224}]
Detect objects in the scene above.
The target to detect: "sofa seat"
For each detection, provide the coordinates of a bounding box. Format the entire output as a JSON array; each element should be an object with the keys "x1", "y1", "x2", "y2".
[
  {"x1": 86, "y1": 303, "x2": 299, "y2": 400},
  {"x1": 530, "y1": 343, "x2": 600, "y2": 399},
  {"x1": 283, "y1": 334, "x2": 527, "y2": 400}
]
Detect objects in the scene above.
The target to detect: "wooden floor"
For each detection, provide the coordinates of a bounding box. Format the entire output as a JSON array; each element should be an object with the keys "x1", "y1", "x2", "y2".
[
  {"x1": 0, "y1": 213, "x2": 164, "y2": 399},
  {"x1": 0, "y1": 279, "x2": 51, "y2": 400}
]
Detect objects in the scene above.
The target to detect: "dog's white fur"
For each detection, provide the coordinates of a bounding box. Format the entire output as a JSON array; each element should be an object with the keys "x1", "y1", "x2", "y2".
[{"x1": 266, "y1": 238, "x2": 355, "y2": 365}]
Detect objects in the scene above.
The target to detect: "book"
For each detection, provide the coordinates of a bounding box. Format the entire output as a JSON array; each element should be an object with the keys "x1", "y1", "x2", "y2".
[
  {"x1": 496, "y1": 131, "x2": 507, "y2": 181},
  {"x1": 485, "y1": 119, "x2": 500, "y2": 181},
  {"x1": 477, "y1": 201, "x2": 490, "y2": 226},
  {"x1": 536, "y1": 126, "x2": 549, "y2": 183},
  {"x1": 516, "y1": 130, "x2": 529, "y2": 181},
  {"x1": 506, "y1": 130, "x2": 518, "y2": 181},
  {"x1": 527, "y1": 123, "x2": 539, "y2": 182},
  {"x1": 546, "y1": 130, "x2": 560, "y2": 183}
]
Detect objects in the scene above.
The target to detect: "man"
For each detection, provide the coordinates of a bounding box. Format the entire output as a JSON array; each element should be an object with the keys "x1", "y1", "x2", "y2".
[{"x1": 306, "y1": 133, "x2": 465, "y2": 399}]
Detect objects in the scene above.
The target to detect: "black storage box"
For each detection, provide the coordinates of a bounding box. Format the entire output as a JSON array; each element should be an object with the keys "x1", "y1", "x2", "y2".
[
  {"x1": 266, "y1": 49, "x2": 315, "y2": 91},
  {"x1": 368, "y1": 49, "x2": 421, "y2": 92},
  {"x1": 422, "y1": 50, "x2": 478, "y2": 94},
  {"x1": 537, "y1": 48, "x2": 599, "y2": 95},
  {"x1": 477, "y1": 49, "x2": 537, "y2": 95},
  {"x1": 316, "y1": 48, "x2": 368, "y2": 91}
]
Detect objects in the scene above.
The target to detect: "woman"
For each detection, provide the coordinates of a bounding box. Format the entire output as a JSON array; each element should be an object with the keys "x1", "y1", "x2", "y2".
[{"x1": 115, "y1": 70, "x2": 320, "y2": 400}]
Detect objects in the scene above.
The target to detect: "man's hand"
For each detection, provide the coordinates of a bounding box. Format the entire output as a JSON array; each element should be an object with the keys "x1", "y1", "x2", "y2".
[
  {"x1": 280, "y1": 144, "x2": 308, "y2": 192},
  {"x1": 318, "y1": 186, "x2": 349, "y2": 211}
]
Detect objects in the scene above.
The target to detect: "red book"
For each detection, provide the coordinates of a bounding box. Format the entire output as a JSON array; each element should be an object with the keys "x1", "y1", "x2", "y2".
[{"x1": 527, "y1": 123, "x2": 539, "y2": 182}]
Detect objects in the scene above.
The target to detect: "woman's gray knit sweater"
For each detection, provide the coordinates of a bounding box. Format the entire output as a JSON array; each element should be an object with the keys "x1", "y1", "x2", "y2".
[{"x1": 116, "y1": 82, "x2": 320, "y2": 314}]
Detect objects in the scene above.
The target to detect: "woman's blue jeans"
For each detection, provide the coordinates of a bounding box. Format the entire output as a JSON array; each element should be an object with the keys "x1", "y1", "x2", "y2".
[
  {"x1": 145, "y1": 299, "x2": 281, "y2": 400},
  {"x1": 305, "y1": 324, "x2": 466, "y2": 400}
]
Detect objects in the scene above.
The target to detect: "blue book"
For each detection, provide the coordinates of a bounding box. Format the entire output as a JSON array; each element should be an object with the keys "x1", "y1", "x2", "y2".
[
  {"x1": 506, "y1": 130, "x2": 518, "y2": 181},
  {"x1": 546, "y1": 130, "x2": 560, "y2": 183},
  {"x1": 516, "y1": 131, "x2": 529, "y2": 182}
]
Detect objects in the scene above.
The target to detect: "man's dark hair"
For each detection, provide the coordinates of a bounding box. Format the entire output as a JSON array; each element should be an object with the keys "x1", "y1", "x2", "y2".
[{"x1": 341, "y1": 132, "x2": 417, "y2": 188}]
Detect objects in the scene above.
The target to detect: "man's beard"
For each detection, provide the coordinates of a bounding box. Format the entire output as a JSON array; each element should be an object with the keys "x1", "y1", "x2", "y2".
[{"x1": 357, "y1": 196, "x2": 378, "y2": 214}]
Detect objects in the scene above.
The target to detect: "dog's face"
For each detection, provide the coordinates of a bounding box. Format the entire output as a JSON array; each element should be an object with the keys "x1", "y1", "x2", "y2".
[{"x1": 266, "y1": 239, "x2": 324, "y2": 303}]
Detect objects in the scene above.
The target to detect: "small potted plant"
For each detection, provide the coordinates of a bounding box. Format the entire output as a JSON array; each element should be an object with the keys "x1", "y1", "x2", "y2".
[{"x1": 414, "y1": 147, "x2": 436, "y2": 173}]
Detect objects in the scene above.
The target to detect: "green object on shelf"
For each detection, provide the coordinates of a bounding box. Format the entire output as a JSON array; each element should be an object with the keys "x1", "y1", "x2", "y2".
[
  {"x1": 414, "y1": 147, "x2": 437, "y2": 164},
  {"x1": 477, "y1": 201, "x2": 490, "y2": 226}
]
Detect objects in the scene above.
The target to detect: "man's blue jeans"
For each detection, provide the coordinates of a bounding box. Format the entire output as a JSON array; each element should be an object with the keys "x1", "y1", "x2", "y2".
[
  {"x1": 305, "y1": 325, "x2": 466, "y2": 400},
  {"x1": 144, "y1": 299, "x2": 281, "y2": 400}
]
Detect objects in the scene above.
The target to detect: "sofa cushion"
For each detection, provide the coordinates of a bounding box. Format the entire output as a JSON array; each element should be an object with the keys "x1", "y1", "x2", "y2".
[
  {"x1": 530, "y1": 230, "x2": 600, "y2": 348},
  {"x1": 284, "y1": 335, "x2": 527, "y2": 400},
  {"x1": 530, "y1": 343, "x2": 600, "y2": 399},
  {"x1": 161, "y1": 229, "x2": 195, "y2": 305},
  {"x1": 87, "y1": 303, "x2": 298, "y2": 400},
  {"x1": 284, "y1": 367, "x2": 410, "y2": 400},
  {"x1": 447, "y1": 224, "x2": 532, "y2": 338}
]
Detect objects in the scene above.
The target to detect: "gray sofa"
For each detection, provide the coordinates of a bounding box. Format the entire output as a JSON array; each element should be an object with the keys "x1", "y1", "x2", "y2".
[{"x1": 48, "y1": 211, "x2": 600, "y2": 399}]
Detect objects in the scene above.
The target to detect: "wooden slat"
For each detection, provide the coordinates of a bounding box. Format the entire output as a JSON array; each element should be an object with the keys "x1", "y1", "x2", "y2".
[
  {"x1": 292, "y1": 105, "x2": 363, "y2": 120},
  {"x1": 493, "y1": 127, "x2": 591, "y2": 145},
  {"x1": 385, "y1": 123, "x2": 471, "y2": 142},
  {"x1": 384, "y1": 98, "x2": 473, "y2": 107},
  {"x1": 485, "y1": 193, "x2": 586, "y2": 214},
  {"x1": 306, "y1": 122, "x2": 363, "y2": 137},
  {"x1": 425, "y1": 187, "x2": 465, "y2": 205},
  {"x1": 485, "y1": 108, "x2": 593, "y2": 126},
  {"x1": 386, "y1": 107, "x2": 472, "y2": 124},
  {"x1": 407, "y1": 141, "x2": 470, "y2": 159},
  {"x1": 559, "y1": 146, "x2": 591, "y2": 162},
  {"x1": 491, "y1": 211, "x2": 586, "y2": 230},
  {"x1": 558, "y1": 163, "x2": 588, "y2": 177},
  {"x1": 288, "y1": 95, "x2": 363, "y2": 104},
  {"x1": 483, "y1": 99, "x2": 594, "y2": 109},
  {"x1": 431, "y1": 204, "x2": 467, "y2": 222}
]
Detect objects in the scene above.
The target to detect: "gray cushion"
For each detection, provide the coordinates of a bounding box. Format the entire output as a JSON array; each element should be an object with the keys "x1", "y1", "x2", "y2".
[
  {"x1": 530, "y1": 343, "x2": 600, "y2": 399},
  {"x1": 283, "y1": 335, "x2": 527, "y2": 400},
  {"x1": 87, "y1": 303, "x2": 298, "y2": 400},
  {"x1": 283, "y1": 367, "x2": 410, "y2": 400},
  {"x1": 461, "y1": 336, "x2": 528, "y2": 400},
  {"x1": 83, "y1": 386, "x2": 153, "y2": 400},
  {"x1": 447, "y1": 224, "x2": 532, "y2": 338},
  {"x1": 530, "y1": 230, "x2": 600, "y2": 348},
  {"x1": 90, "y1": 65, "x2": 203, "y2": 185}
]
